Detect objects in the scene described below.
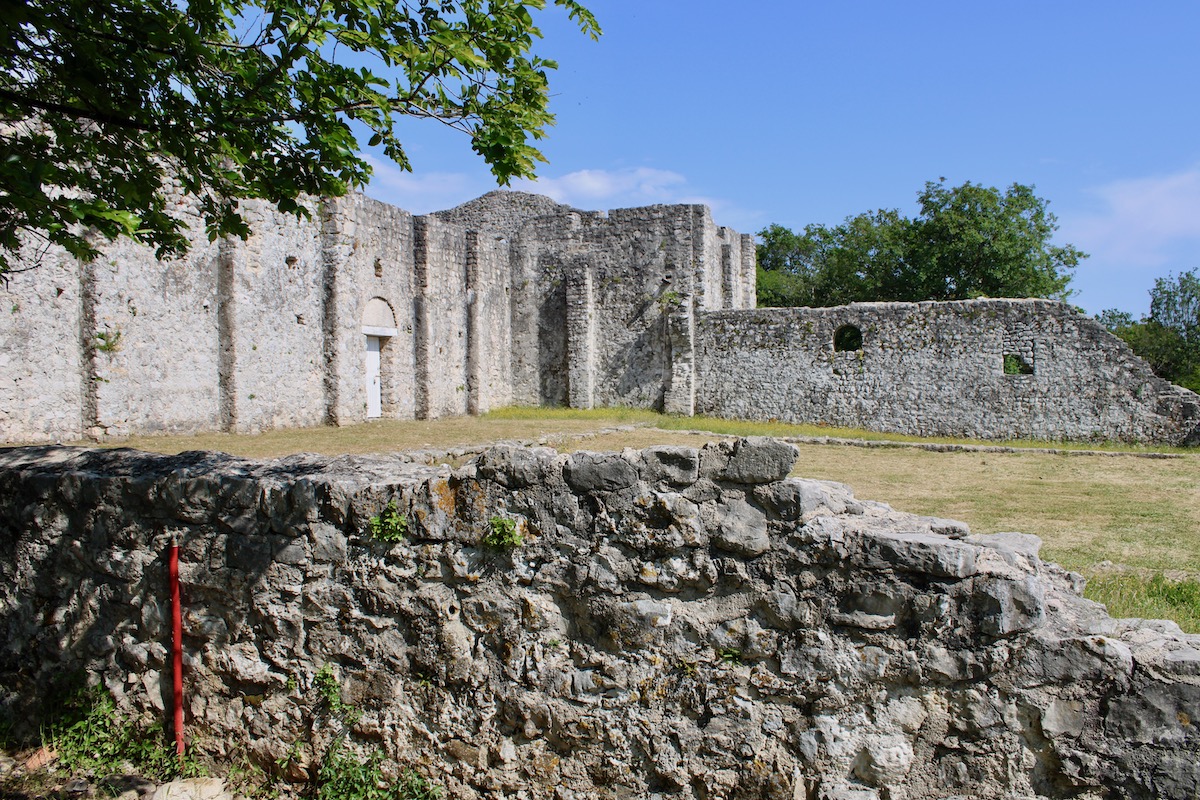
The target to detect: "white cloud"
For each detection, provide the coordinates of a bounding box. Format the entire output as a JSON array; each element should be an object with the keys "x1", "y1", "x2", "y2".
[
  {"x1": 1057, "y1": 166, "x2": 1200, "y2": 315},
  {"x1": 360, "y1": 155, "x2": 490, "y2": 215},
  {"x1": 1062, "y1": 167, "x2": 1200, "y2": 268},
  {"x1": 511, "y1": 167, "x2": 688, "y2": 207}
]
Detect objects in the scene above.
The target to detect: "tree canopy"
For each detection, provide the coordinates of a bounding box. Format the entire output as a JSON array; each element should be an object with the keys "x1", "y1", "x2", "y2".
[
  {"x1": 756, "y1": 179, "x2": 1086, "y2": 308},
  {"x1": 1100, "y1": 270, "x2": 1200, "y2": 393},
  {"x1": 0, "y1": 0, "x2": 600, "y2": 275}
]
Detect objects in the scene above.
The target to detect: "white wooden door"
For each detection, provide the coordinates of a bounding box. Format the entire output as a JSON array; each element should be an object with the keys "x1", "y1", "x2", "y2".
[{"x1": 365, "y1": 336, "x2": 382, "y2": 418}]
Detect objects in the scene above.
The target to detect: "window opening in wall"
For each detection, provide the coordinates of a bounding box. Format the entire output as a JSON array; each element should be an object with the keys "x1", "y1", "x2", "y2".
[
  {"x1": 1003, "y1": 353, "x2": 1034, "y2": 375},
  {"x1": 833, "y1": 324, "x2": 863, "y2": 352},
  {"x1": 374, "y1": 257, "x2": 383, "y2": 278}
]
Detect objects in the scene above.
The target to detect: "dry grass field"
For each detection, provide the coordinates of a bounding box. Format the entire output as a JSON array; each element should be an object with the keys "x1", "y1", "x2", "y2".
[{"x1": 60, "y1": 407, "x2": 1200, "y2": 631}]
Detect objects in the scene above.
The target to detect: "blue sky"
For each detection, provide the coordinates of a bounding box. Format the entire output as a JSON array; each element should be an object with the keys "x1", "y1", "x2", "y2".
[{"x1": 362, "y1": 1, "x2": 1200, "y2": 317}]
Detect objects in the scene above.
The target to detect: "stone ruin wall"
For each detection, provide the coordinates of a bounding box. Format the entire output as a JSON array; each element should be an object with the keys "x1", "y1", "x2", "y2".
[
  {"x1": 0, "y1": 441, "x2": 1198, "y2": 799},
  {"x1": 5, "y1": 187, "x2": 1198, "y2": 447},
  {"x1": 0, "y1": 191, "x2": 755, "y2": 445},
  {"x1": 433, "y1": 194, "x2": 756, "y2": 413},
  {"x1": 695, "y1": 300, "x2": 1200, "y2": 446}
]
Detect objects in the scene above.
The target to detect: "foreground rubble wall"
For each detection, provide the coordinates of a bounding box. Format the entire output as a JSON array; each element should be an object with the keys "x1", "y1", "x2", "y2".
[{"x1": 0, "y1": 442, "x2": 1197, "y2": 799}]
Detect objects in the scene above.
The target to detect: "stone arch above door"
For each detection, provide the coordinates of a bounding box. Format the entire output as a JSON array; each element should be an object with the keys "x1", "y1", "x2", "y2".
[{"x1": 363, "y1": 296, "x2": 398, "y2": 336}]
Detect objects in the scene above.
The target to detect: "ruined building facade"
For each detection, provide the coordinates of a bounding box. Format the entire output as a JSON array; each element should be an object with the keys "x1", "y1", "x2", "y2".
[{"x1": 2, "y1": 191, "x2": 1197, "y2": 446}]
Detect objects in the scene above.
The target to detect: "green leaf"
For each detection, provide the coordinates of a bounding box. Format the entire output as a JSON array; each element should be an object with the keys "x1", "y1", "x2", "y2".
[{"x1": 0, "y1": 0, "x2": 600, "y2": 277}]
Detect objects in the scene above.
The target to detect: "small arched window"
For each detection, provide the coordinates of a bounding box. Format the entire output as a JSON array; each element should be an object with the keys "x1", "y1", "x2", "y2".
[{"x1": 833, "y1": 324, "x2": 863, "y2": 352}]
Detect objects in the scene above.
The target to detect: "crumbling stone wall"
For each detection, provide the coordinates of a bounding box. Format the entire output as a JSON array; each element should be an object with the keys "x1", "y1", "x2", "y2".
[
  {"x1": 1, "y1": 442, "x2": 1197, "y2": 799},
  {"x1": 0, "y1": 191, "x2": 223, "y2": 444},
  {"x1": 4, "y1": 189, "x2": 1194, "y2": 447},
  {"x1": 0, "y1": 191, "x2": 755, "y2": 444},
  {"x1": 0, "y1": 193, "x2": 534, "y2": 443},
  {"x1": 445, "y1": 193, "x2": 762, "y2": 413},
  {"x1": 696, "y1": 299, "x2": 1200, "y2": 446}
]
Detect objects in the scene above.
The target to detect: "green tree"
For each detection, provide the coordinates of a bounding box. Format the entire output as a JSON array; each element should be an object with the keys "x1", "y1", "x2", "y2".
[
  {"x1": 755, "y1": 223, "x2": 819, "y2": 307},
  {"x1": 756, "y1": 179, "x2": 1085, "y2": 307},
  {"x1": 1100, "y1": 270, "x2": 1200, "y2": 392},
  {"x1": 0, "y1": 0, "x2": 600, "y2": 276}
]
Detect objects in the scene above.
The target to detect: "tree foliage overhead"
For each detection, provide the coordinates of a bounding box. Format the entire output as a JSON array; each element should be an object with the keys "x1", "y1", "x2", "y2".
[
  {"x1": 1100, "y1": 270, "x2": 1200, "y2": 393},
  {"x1": 756, "y1": 179, "x2": 1086, "y2": 308},
  {"x1": 0, "y1": 0, "x2": 600, "y2": 274}
]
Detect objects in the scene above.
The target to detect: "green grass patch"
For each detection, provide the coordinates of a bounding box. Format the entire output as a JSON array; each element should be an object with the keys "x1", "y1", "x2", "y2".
[
  {"x1": 483, "y1": 405, "x2": 663, "y2": 424},
  {"x1": 653, "y1": 412, "x2": 1196, "y2": 454},
  {"x1": 1084, "y1": 573, "x2": 1200, "y2": 633}
]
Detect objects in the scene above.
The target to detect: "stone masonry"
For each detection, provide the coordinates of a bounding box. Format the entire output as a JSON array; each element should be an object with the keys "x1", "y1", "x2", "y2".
[
  {"x1": 0, "y1": 191, "x2": 754, "y2": 443},
  {"x1": 2, "y1": 190, "x2": 1197, "y2": 446},
  {"x1": 696, "y1": 301, "x2": 1200, "y2": 445},
  {"x1": 0, "y1": 441, "x2": 1197, "y2": 799}
]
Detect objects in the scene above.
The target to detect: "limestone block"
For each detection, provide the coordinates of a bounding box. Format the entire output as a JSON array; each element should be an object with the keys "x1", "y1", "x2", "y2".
[
  {"x1": 720, "y1": 436, "x2": 799, "y2": 483},
  {"x1": 564, "y1": 451, "x2": 639, "y2": 493},
  {"x1": 974, "y1": 575, "x2": 1046, "y2": 636},
  {"x1": 476, "y1": 445, "x2": 559, "y2": 489},
  {"x1": 852, "y1": 734, "x2": 915, "y2": 786},
  {"x1": 853, "y1": 530, "x2": 979, "y2": 579},
  {"x1": 639, "y1": 445, "x2": 700, "y2": 486},
  {"x1": 1104, "y1": 682, "x2": 1200, "y2": 744},
  {"x1": 712, "y1": 497, "x2": 770, "y2": 556}
]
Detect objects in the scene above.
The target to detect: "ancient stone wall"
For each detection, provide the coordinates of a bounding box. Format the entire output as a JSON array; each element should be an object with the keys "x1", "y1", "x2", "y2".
[
  {"x1": 504, "y1": 202, "x2": 757, "y2": 414},
  {"x1": 695, "y1": 299, "x2": 1200, "y2": 445},
  {"x1": 0, "y1": 235, "x2": 87, "y2": 444},
  {"x1": 326, "y1": 194, "x2": 419, "y2": 424},
  {"x1": 0, "y1": 193, "x2": 538, "y2": 443},
  {"x1": 430, "y1": 190, "x2": 570, "y2": 238},
  {"x1": 5, "y1": 189, "x2": 1193, "y2": 446},
  {"x1": 224, "y1": 201, "x2": 329, "y2": 434},
  {"x1": 0, "y1": 442, "x2": 1197, "y2": 799},
  {"x1": 0, "y1": 192, "x2": 226, "y2": 444},
  {"x1": 0, "y1": 191, "x2": 758, "y2": 444}
]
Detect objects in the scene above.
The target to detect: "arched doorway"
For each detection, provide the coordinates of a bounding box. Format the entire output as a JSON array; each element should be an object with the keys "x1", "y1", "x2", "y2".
[{"x1": 362, "y1": 297, "x2": 398, "y2": 419}]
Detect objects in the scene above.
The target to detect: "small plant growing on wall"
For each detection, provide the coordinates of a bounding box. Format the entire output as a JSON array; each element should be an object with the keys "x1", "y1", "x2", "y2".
[
  {"x1": 482, "y1": 514, "x2": 522, "y2": 549},
  {"x1": 717, "y1": 647, "x2": 744, "y2": 666},
  {"x1": 368, "y1": 500, "x2": 408, "y2": 542},
  {"x1": 39, "y1": 684, "x2": 204, "y2": 783},
  {"x1": 314, "y1": 664, "x2": 361, "y2": 725},
  {"x1": 656, "y1": 290, "x2": 683, "y2": 311},
  {"x1": 318, "y1": 741, "x2": 442, "y2": 800},
  {"x1": 94, "y1": 328, "x2": 122, "y2": 354}
]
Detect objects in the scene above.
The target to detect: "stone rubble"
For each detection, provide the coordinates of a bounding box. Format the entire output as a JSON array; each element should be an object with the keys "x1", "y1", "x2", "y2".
[{"x1": 0, "y1": 439, "x2": 1197, "y2": 799}]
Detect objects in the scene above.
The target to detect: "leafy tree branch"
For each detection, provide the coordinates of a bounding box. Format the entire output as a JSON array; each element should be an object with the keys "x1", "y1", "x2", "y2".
[{"x1": 0, "y1": 0, "x2": 600, "y2": 275}]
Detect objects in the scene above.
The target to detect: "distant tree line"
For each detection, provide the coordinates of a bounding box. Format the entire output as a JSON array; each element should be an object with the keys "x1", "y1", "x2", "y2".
[
  {"x1": 756, "y1": 180, "x2": 1200, "y2": 393},
  {"x1": 756, "y1": 179, "x2": 1085, "y2": 308},
  {"x1": 1098, "y1": 271, "x2": 1200, "y2": 393}
]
